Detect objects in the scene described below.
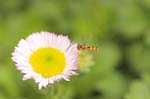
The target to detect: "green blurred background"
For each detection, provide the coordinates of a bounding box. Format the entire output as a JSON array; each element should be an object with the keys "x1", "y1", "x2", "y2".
[{"x1": 0, "y1": 0, "x2": 150, "y2": 99}]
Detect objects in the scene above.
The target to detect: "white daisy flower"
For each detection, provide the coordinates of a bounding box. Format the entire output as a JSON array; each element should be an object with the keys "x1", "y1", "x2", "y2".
[{"x1": 11, "y1": 31, "x2": 78, "y2": 90}]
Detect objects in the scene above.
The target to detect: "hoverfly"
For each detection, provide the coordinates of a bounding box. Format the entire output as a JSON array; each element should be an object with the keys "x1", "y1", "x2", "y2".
[{"x1": 77, "y1": 44, "x2": 99, "y2": 51}]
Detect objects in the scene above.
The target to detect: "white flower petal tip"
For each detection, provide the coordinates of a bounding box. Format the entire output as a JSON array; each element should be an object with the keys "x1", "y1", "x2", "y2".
[{"x1": 11, "y1": 31, "x2": 79, "y2": 90}]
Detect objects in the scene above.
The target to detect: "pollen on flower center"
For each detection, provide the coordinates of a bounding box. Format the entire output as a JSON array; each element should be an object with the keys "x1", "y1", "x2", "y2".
[{"x1": 29, "y1": 48, "x2": 66, "y2": 78}]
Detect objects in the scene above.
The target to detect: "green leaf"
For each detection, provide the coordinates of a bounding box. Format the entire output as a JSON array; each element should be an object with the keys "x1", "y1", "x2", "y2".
[{"x1": 125, "y1": 80, "x2": 150, "y2": 99}]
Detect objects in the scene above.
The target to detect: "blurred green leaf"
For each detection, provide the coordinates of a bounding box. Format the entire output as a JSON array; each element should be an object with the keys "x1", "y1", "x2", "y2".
[
  {"x1": 125, "y1": 80, "x2": 150, "y2": 99},
  {"x1": 127, "y1": 43, "x2": 150, "y2": 74},
  {"x1": 0, "y1": 63, "x2": 20, "y2": 98},
  {"x1": 96, "y1": 71, "x2": 129, "y2": 99},
  {"x1": 93, "y1": 43, "x2": 121, "y2": 74},
  {"x1": 114, "y1": 0, "x2": 148, "y2": 39}
]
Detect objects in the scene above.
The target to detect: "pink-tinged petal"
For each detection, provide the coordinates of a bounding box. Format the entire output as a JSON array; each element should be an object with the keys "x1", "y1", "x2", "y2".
[
  {"x1": 54, "y1": 35, "x2": 71, "y2": 52},
  {"x1": 53, "y1": 75, "x2": 62, "y2": 82},
  {"x1": 65, "y1": 44, "x2": 78, "y2": 70},
  {"x1": 63, "y1": 71, "x2": 78, "y2": 76},
  {"x1": 65, "y1": 60, "x2": 78, "y2": 71}
]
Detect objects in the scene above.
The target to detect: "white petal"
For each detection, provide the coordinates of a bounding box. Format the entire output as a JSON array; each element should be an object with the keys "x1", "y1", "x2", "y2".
[
  {"x1": 22, "y1": 74, "x2": 33, "y2": 80},
  {"x1": 48, "y1": 77, "x2": 54, "y2": 84},
  {"x1": 61, "y1": 75, "x2": 70, "y2": 81},
  {"x1": 38, "y1": 78, "x2": 49, "y2": 90}
]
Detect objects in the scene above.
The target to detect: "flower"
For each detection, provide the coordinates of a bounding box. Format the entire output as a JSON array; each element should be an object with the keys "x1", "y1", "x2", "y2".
[
  {"x1": 78, "y1": 51, "x2": 94, "y2": 72},
  {"x1": 11, "y1": 31, "x2": 78, "y2": 90}
]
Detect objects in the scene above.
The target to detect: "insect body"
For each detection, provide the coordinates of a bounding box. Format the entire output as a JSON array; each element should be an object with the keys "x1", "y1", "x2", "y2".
[{"x1": 77, "y1": 44, "x2": 99, "y2": 51}]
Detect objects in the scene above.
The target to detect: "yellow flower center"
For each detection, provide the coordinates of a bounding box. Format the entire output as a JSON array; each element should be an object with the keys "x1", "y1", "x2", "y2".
[{"x1": 29, "y1": 48, "x2": 66, "y2": 78}]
